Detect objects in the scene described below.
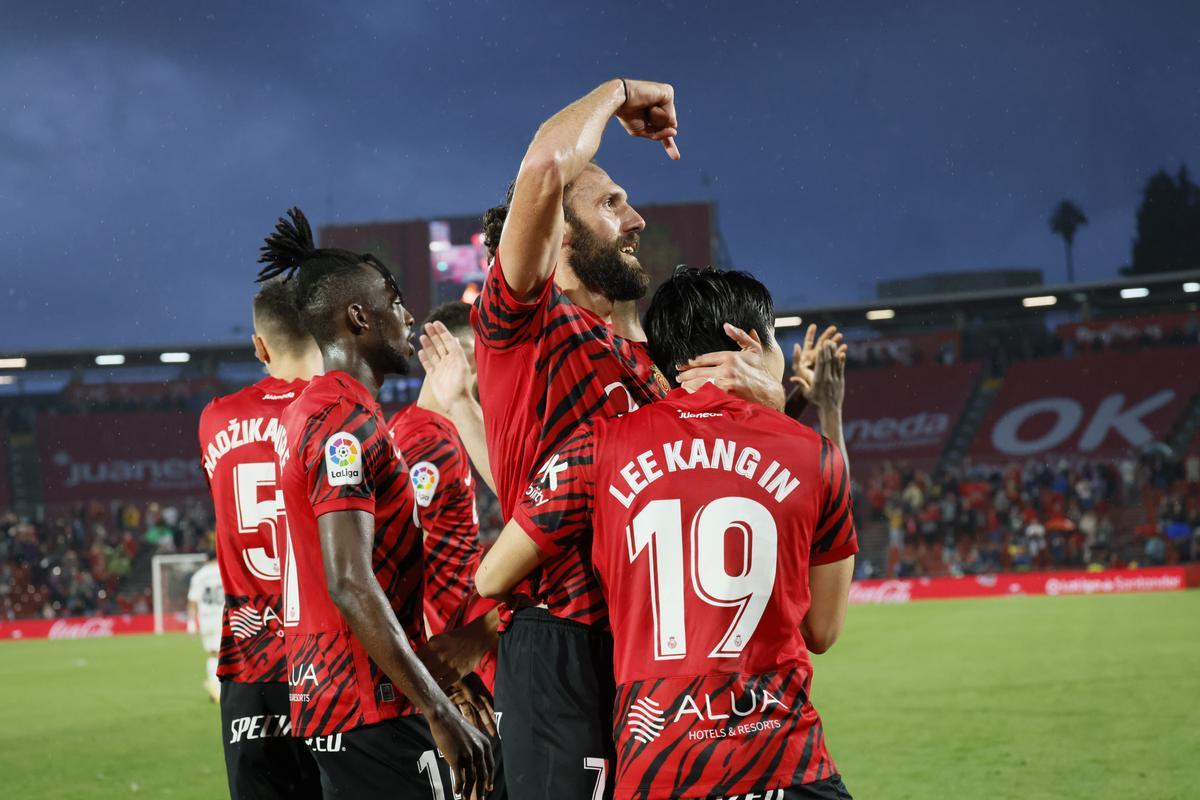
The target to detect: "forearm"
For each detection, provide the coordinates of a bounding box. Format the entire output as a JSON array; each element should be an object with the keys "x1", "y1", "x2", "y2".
[
  {"x1": 331, "y1": 581, "x2": 454, "y2": 717},
  {"x1": 445, "y1": 397, "x2": 497, "y2": 494},
  {"x1": 785, "y1": 385, "x2": 809, "y2": 420},
  {"x1": 802, "y1": 556, "x2": 855, "y2": 654},
  {"x1": 818, "y1": 406, "x2": 848, "y2": 472},
  {"x1": 524, "y1": 80, "x2": 624, "y2": 184}
]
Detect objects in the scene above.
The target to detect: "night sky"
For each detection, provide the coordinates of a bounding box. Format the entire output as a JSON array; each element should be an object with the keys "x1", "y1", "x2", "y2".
[{"x1": 3, "y1": 1, "x2": 1198, "y2": 351}]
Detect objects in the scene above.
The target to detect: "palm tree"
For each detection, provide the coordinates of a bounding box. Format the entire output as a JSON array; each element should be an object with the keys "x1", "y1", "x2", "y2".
[{"x1": 1049, "y1": 200, "x2": 1088, "y2": 284}]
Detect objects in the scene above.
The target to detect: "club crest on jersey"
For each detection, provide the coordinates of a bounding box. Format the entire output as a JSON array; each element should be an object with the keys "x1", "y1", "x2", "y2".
[
  {"x1": 324, "y1": 432, "x2": 363, "y2": 486},
  {"x1": 410, "y1": 461, "x2": 439, "y2": 507}
]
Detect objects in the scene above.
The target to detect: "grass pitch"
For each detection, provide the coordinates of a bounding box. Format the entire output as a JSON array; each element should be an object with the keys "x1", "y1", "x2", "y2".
[{"x1": 0, "y1": 591, "x2": 1195, "y2": 799}]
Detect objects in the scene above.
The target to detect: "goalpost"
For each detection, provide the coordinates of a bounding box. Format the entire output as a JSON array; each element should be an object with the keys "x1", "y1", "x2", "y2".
[{"x1": 151, "y1": 553, "x2": 210, "y2": 634}]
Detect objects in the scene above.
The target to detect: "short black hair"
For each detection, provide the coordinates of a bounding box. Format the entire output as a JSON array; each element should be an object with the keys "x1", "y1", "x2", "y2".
[
  {"x1": 252, "y1": 280, "x2": 310, "y2": 353},
  {"x1": 644, "y1": 266, "x2": 775, "y2": 387},
  {"x1": 424, "y1": 301, "x2": 473, "y2": 334},
  {"x1": 256, "y1": 207, "x2": 402, "y2": 347}
]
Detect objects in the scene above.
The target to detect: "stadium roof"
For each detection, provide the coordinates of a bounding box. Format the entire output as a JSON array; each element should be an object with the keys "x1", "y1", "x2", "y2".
[
  {"x1": 774, "y1": 268, "x2": 1200, "y2": 331},
  {"x1": 2, "y1": 269, "x2": 1197, "y2": 373}
]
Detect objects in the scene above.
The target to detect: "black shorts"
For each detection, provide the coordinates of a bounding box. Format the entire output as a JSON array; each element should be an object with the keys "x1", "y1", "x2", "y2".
[
  {"x1": 693, "y1": 774, "x2": 853, "y2": 799},
  {"x1": 309, "y1": 715, "x2": 506, "y2": 800},
  {"x1": 495, "y1": 607, "x2": 616, "y2": 800},
  {"x1": 219, "y1": 681, "x2": 322, "y2": 800}
]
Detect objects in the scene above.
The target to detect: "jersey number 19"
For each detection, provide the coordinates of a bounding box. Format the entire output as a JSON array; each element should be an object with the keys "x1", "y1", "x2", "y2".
[{"x1": 627, "y1": 496, "x2": 778, "y2": 661}]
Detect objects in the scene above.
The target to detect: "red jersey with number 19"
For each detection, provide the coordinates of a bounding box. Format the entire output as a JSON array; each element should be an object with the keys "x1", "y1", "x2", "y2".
[
  {"x1": 472, "y1": 256, "x2": 667, "y2": 628},
  {"x1": 278, "y1": 371, "x2": 426, "y2": 738},
  {"x1": 514, "y1": 383, "x2": 859, "y2": 799},
  {"x1": 199, "y1": 375, "x2": 307, "y2": 683}
]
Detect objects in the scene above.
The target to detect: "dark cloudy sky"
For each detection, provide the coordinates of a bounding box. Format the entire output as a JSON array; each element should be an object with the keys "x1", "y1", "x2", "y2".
[{"x1": 3, "y1": 0, "x2": 1198, "y2": 351}]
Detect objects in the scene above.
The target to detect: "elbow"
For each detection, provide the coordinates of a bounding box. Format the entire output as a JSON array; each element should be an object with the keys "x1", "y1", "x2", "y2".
[
  {"x1": 474, "y1": 573, "x2": 502, "y2": 602},
  {"x1": 325, "y1": 571, "x2": 358, "y2": 615},
  {"x1": 473, "y1": 565, "x2": 506, "y2": 602},
  {"x1": 517, "y1": 149, "x2": 568, "y2": 200},
  {"x1": 806, "y1": 625, "x2": 843, "y2": 655}
]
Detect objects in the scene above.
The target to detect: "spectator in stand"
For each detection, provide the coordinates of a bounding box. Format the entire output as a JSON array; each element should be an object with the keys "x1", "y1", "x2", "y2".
[
  {"x1": 857, "y1": 449, "x2": 1198, "y2": 578},
  {"x1": 0, "y1": 500, "x2": 217, "y2": 621}
]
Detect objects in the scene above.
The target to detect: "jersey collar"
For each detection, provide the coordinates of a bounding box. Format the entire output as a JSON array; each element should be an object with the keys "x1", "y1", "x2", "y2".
[{"x1": 324, "y1": 370, "x2": 379, "y2": 408}]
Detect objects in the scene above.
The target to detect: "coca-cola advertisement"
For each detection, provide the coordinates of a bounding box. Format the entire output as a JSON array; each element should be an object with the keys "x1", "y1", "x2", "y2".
[
  {"x1": 838, "y1": 363, "x2": 981, "y2": 466},
  {"x1": 969, "y1": 348, "x2": 1200, "y2": 461},
  {"x1": 1057, "y1": 311, "x2": 1200, "y2": 347},
  {"x1": 0, "y1": 612, "x2": 186, "y2": 641},
  {"x1": 849, "y1": 566, "x2": 1187, "y2": 604},
  {"x1": 37, "y1": 411, "x2": 206, "y2": 505}
]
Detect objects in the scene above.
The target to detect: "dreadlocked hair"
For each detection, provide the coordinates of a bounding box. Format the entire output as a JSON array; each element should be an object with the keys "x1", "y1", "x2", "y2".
[
  {"x1": 257, "y1": 207, "x2": 316, "y2": 282},
  {"x1": 255, "y1": 207, "x2": 404, "y2": 347}
]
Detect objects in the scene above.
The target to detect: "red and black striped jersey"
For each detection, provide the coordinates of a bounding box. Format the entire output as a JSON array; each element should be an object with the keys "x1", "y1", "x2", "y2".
[
  {"x1": 387, "y1": 404, "x2": 497, "y2": 690},
  {"x1": 472, "y1": 255, "x2": 667, "y2": 627},
  {"x1": 514, "y1": 383, "x2": 859, "y2": 800},
  {"x1": 278, "y1": 371, "x2": 426, "y2": 738},
  {"x1": 199, "y1": 375, "x2": 307, "y2": 683}
]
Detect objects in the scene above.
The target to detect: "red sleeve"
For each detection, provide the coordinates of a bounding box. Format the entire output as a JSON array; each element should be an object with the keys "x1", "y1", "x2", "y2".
[
  {"x1": 304, "y1": 401, "x2": 383, "y2": 518},
  {"x1": 471, "y1": 252, "x2": 553, "y2": 351},
  {"x1": 512, "y1": 421, "x2": 595, "y2": 557},
  {"x1": 400, "y1": 429, "x2": 468, "y2": 531},
  {"x1": 811, "y1": 436, "x2": 859, "y2": 565}
]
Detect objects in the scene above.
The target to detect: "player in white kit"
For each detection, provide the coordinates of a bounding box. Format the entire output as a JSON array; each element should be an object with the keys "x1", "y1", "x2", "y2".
[{"x1": 187, "y1": 558, "x2": 224, "y2": 703}]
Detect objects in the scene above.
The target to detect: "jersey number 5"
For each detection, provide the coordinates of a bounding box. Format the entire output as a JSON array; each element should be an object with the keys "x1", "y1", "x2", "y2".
[
  {"x1": 627, "y1": 496, "x2": 778, "y2": 660},
  {"x1": 232, "y1": 462, "x2": 285, "y2": 581}
]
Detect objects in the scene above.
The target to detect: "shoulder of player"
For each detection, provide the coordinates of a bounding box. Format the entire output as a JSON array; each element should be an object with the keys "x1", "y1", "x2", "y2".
[
  {"x1": 399, "y1": 423, "x2": 466, "y2": 470},
  {"x1": 294, "y1": 392, "x2": 379, "y2": 450},
  {"x1": 198, "y1": 384, "x2": 257, "y2": 431}
]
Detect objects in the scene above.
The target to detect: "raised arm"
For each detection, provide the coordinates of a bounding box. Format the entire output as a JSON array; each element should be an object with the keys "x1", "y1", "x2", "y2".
[
  {"x1": 418, "y1": 322, "x2": 497, "y2": 493},
  {"x1": 499, "y1": 79, "x2": 679, "y2": 300},
  {"x1": 318, "y1": 510, "x2": 494, "y2": 798}
]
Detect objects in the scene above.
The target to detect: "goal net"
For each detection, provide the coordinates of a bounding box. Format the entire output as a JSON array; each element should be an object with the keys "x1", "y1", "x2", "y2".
[{"x1": 151, "y1": 553, "x2": 210, "y2": 634}]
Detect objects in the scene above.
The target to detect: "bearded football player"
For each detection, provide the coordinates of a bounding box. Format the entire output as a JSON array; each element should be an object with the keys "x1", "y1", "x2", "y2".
[{"x1": 473, "y1": 78, "x2": 788, "y2": 800}]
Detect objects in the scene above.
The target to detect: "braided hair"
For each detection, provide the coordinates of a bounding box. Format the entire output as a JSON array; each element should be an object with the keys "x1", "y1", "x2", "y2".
[{"x1": 256, "y1": 207, "x2": 403, "y2": 346}]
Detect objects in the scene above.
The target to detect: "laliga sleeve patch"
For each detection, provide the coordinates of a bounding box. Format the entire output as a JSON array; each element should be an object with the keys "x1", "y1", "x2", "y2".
[
  {"x1": 324, "y1": 432, "x2": 364, "y2": 486},
  {"x1": 410, "y1": 461, "x2": 440, "y2": 507}
]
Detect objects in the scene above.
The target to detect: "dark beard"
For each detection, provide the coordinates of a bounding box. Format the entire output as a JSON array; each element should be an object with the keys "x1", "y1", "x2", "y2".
[{"x1": 567, "y1": 215, "x2": 649, "y2": 302}]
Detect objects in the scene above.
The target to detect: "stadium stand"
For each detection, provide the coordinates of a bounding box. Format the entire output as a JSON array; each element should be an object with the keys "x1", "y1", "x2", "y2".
[{"x1": 2, "y1": 271, "x2": 1199, "y2": 621}]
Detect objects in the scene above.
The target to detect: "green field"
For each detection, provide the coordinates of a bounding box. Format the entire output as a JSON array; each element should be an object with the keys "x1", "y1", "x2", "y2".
[{"x1": 1, "y1": 591, "x2": 1196, "y2": 799}]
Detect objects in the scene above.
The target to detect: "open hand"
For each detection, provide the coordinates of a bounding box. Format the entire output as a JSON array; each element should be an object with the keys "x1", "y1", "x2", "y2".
[
  {"x1": 789, "y1": 324, "x2": 846, "y2": 408},
  {"x1": 427, "y1": 704, "x2": 495, "y2": 800},
  {"x1": 418, "y1": 322, "x2": 475, "y2": 410}
]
